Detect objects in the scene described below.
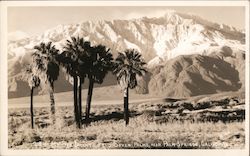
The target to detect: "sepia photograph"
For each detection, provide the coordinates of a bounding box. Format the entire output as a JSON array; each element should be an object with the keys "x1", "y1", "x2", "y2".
[{"x1": 0, "y1": 1, "x2": 249, "y2": 156}]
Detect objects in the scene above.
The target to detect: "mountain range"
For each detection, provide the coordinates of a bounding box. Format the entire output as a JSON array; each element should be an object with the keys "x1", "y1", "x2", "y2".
[{"x1": 8, "y1": 10, "x2": 245, "y2": 98}]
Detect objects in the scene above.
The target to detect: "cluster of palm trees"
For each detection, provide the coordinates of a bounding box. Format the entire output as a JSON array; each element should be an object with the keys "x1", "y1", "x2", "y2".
[{"x1": 23, "y1": 36, "x2": 147, "y2": 129}]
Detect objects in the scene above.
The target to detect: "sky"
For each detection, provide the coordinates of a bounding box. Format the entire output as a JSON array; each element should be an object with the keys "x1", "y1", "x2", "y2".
[{"x1": 8, "y1": 6, "x2": 245, "y2": 36}]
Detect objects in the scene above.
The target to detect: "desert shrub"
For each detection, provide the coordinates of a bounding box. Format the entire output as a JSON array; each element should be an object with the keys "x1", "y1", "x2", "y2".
[
  {"x1": 182, "y1": 102, "x2": 194, "y2": 110},
  {"x1": 78, "y1": 134, "x2": 97, "y2": 141},
  {"x1": 215, "y1": 98, "x2": 230, "y2": 106},
  {"x1": 194, "y1": 102, "x2": 212, "y2": 110},
  {"x1": 25, "y1": 132, "x2": 41, "y2": 143},
  {"x1": 10, "y1": 129, "x2": 41, "y2": 147},
  {"x1": 9, "y1": 117, "x2": 21, "y2": 130},
  {"x1": 35, "y1": 118, "x2": 51, "y2": 128},
  {"x1": 139, "y1": 110, "x2": 156, "y2": 122},
  {"x1": 168, "y1": 102, "x2": 180, "y2": 109}
]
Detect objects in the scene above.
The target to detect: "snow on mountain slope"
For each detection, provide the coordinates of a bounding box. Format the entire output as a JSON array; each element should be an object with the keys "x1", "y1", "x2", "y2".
[
  {"x1": 8, "y1": 11, "x2": 244, "y2": 61},
  {"x1": 8, "y1": 10, "x2": 245, "y2": 98}
]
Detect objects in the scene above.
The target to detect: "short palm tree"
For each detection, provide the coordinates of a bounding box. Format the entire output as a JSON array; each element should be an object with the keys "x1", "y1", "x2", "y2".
[
  {"x1": 22, "y1": 64, "x2": 40, "y2": 129},
  {"x1": 84, "y1": 44, "x2": 113, "y2": 124},
  {"x1": 113, "y1": 49, "x2": 147, "y2": 125},
  {"x1": 32, "y1": 42, "x2": 60, "y2": 124}
]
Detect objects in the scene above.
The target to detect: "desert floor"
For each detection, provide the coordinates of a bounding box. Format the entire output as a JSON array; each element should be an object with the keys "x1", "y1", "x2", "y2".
[{"x1": 8, "y1": 85, "x2": 245, "y2": 149}]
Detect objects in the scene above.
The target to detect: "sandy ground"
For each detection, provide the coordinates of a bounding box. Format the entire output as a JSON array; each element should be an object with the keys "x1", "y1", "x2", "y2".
[
  {"x1": 8, "y1": 86, "x2": 245, "y2": 149},
  {"x1": 9, "y1": 85, "x2": 162, "y2": 108}
]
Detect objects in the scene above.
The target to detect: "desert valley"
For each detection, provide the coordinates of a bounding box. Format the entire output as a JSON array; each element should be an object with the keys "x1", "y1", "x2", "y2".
[{"x1": 7, "y1": 10, "x2": 246, "y2": 149}]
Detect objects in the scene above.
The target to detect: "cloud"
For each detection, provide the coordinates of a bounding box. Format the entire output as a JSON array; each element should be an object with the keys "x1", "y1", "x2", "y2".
[
  {"x1": 124, "y1": 9, "x2": 176, "y2": 20},
  {"x1": 8, "y1": 31, "x2": 30, "y2": 41}
]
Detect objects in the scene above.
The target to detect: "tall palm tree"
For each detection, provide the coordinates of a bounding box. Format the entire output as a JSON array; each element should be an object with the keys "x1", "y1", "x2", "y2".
[
  {"x1": 113, "y1": 49, "x2": 147, "y2": 125},
  {"x1": 77, "y1": 40, "x2": 92, "y2": 127},
  {"x1": 58, "y1": 37, "x2": 89, "y2": 128},
  {"x1": 22, "y1": 64, "x2": 40, "y2": 129},
  {"x1": 84, "y1": 44, "x2": 113, "y2": 124},
  {"x1": 32, "y1": 42, "x2": 60, "y2": 124},
  {"x1": 58, "y1": 50, "x2": 80, "y2": 127}
]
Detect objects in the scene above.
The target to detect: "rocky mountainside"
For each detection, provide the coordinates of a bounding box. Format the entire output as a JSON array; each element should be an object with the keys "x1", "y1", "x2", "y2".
[
  {"x1": 148, "y1": 50, "x2": 245, "y2": 97},
  {"x1": 8, "y1": 10, "x2": 245, "y2": 98}
]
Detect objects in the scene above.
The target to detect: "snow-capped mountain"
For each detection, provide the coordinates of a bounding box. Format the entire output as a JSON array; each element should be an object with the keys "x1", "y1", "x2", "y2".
[
  {"x1": 8, "y1": 10, "x2": 245, "y2": 98},
  {"x1": 8, "y1": 10, "x2": 244, "y2": 61}
]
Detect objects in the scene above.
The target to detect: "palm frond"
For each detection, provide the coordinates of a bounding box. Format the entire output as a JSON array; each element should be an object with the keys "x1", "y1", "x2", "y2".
[
  {"x1": 32, "y1": 41, "x2": 60, "y2": 90},
  {"x1": 22, "y1": 64, "x2": 41, "y2": 89},
  {"x1": 113, "y1": 49, "x2": 147, "y2": 89}
]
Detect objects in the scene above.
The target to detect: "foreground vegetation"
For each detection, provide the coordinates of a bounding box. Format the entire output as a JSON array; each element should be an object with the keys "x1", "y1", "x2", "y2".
[{"x1": 8, "y1": 92, "x2": 245, "y2": 149}]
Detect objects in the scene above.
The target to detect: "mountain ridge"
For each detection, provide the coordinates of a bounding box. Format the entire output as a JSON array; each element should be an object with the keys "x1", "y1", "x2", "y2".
[
  {"x1": 8, "y1": 10, "x2": 245, "y2": 98},
  {"x1": 8, "y1": 11, "x2": 244, "y2": 61}
]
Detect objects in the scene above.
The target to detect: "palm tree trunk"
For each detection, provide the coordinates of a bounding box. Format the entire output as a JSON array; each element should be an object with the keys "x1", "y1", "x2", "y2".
[
  {"x1": 30, "y1": 87, "x2": 34, "y2": 129},
  {"x1": 49, "y1": 90, "x2": 56, "y2": 124},
  {"x1": 85, "y1": 77, "x2": 94, "y2": 124},
  {"x1": 124, "y1": 87, "x2": 129, "y2": 125},
  {"x1": 73, "y1": 76, "x2": 79, "y2": 127},
  {"x1": 78, "y1": 77, "x2": 83, "y2": 128}
]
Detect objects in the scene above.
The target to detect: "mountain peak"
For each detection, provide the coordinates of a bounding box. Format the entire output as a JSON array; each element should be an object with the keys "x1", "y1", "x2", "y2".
[{"x1": 163, "y1": 10, "x2": 184, "y2": 24}]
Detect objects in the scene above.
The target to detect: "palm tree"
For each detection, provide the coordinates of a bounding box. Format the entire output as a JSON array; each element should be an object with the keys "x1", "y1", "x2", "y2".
[
  {"x1": 57, "y1": 49, "x2": 80, "y2": 127},
  {"x1": 84, "y1": 44, "x2": 113, "y2": 124},
  {"x1": 32, "y1": 42, "x2": 60, "y2": 124},
  {"x1": 77, "y1": 40, "x2": 93, "y2": 127},
  {"x1": 58, "y1": 37, "x2": 89, "y2": 128},
  {"x1": 22, "y1": 64, "x2": 40, "y2": 129},
  {"x1": 113, "y1": 49, "x2": 147, "y2": 125}
]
